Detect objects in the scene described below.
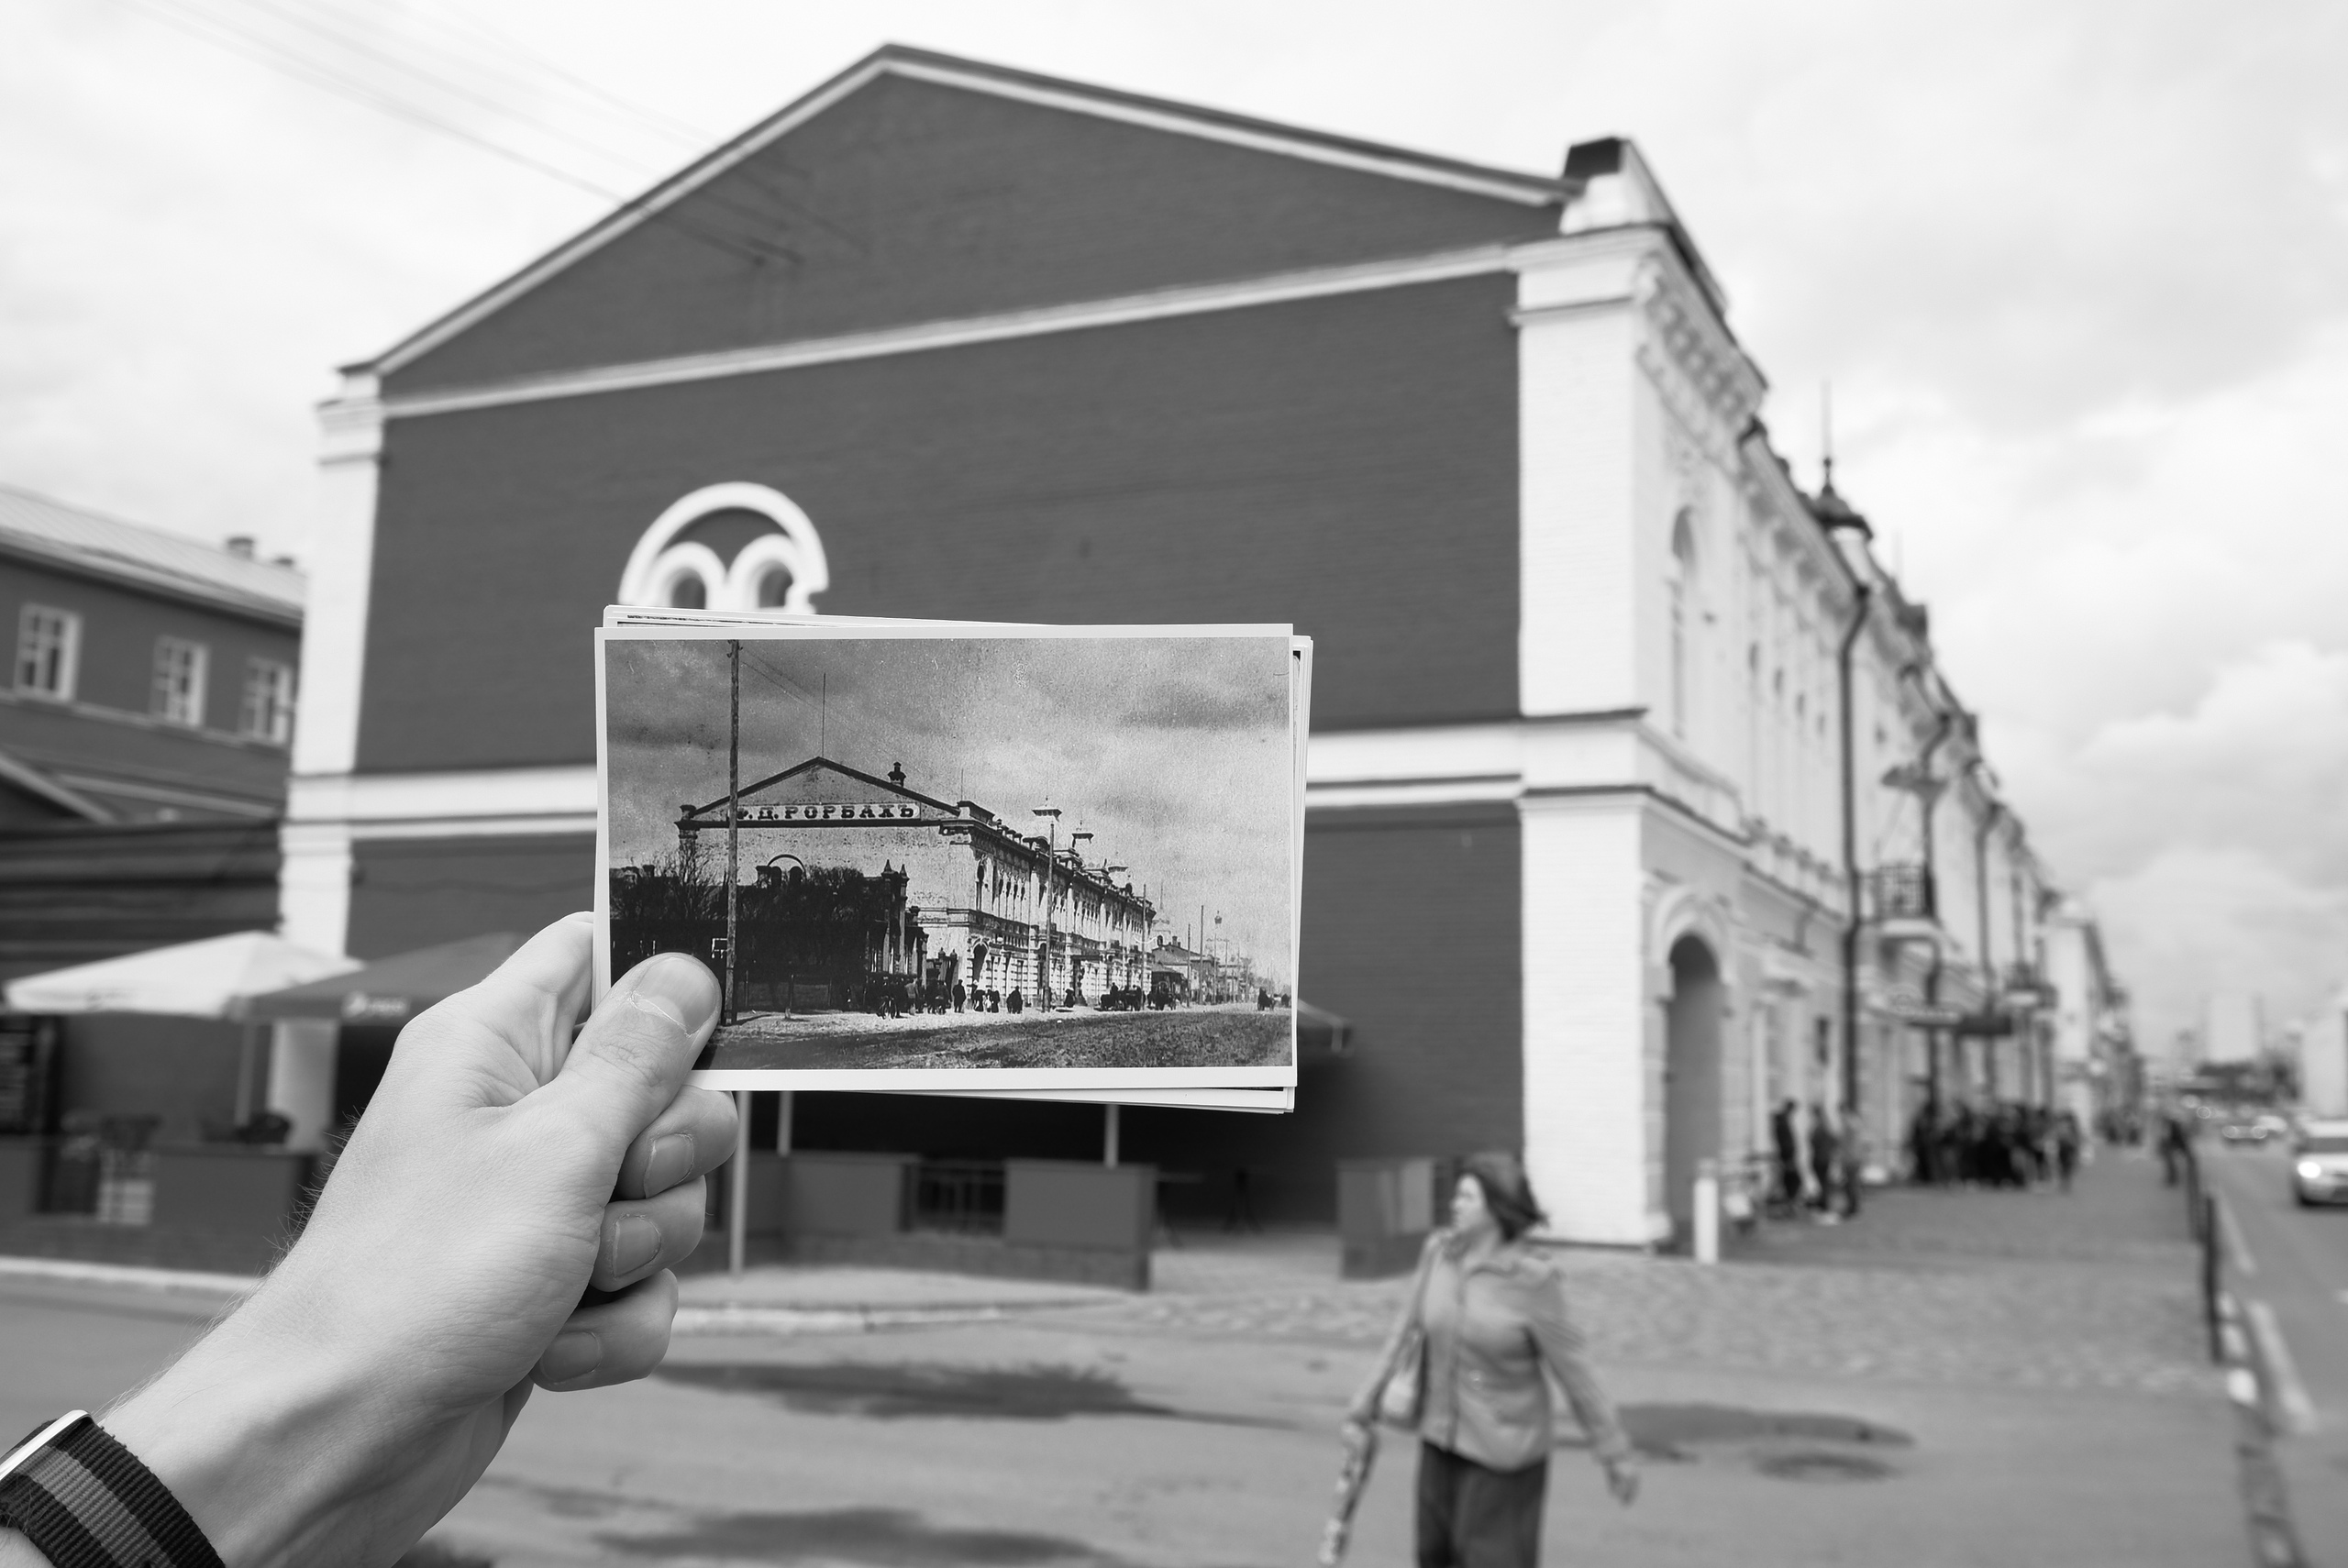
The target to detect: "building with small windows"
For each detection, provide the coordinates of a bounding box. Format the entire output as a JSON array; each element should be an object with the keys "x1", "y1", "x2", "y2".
[
  {"x1": 658, "y1": 756, "x2": 1156, "y2": 1004},
  {"x1": 2, "y1": 484, "x2": 303, "y2": 825}
]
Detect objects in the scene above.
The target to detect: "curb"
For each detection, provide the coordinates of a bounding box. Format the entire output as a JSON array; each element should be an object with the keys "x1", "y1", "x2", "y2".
[
  {"x1": 0, "y1": 1254, "x2": 1109, "y2": 1332},
  {"x1": 0, "y1": 1255, "x2": 259, "y2": 1297},
  {"x1": 2217, "y1": 1290, "x2": 2309, "y2": 1568},
  {"x1": 674, "y1": 1294, "x2": 1110, "y2": 1337}
]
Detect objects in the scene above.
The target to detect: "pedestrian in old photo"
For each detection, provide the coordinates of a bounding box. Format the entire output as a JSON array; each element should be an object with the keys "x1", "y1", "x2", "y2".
[{"x1": 1346, "y1": 1152, "x2": 1638, "y2": 1568}]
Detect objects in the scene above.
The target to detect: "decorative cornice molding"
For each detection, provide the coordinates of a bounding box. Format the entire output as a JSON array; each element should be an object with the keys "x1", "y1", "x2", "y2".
[{"x1": 1633, "y1": 255, "x2": 1764, "y2": 443}]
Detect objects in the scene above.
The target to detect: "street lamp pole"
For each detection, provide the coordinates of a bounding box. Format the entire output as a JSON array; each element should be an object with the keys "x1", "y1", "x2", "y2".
[{"x1": 1033, "y1": 806, "x2": 1060, "y2": 1011}]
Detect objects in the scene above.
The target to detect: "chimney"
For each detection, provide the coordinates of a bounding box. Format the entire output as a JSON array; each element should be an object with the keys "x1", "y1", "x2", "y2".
[
  {"x1": 888, "y1": 762, "x2": 906, "y2": 786},
  {"x1": 225, "y1": 536, "x2": 257, "y2": 558}
]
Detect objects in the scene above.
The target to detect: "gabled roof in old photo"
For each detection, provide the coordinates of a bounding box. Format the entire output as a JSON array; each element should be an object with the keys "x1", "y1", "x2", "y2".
[
  {"x1": 370, "y1": 44, "x2": 1567, "y2": 396},
  {"x1": 681, "y1": 755, "x2": 958, "y2": 821},
  {"x1": 0, "y1": 484, "x2": 303, "y2": 625}
]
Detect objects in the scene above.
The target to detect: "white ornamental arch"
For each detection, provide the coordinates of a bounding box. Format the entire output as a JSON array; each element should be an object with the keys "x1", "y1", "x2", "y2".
[{"x1": 616, "y1": 481, "x2": 830, "y2": 613}]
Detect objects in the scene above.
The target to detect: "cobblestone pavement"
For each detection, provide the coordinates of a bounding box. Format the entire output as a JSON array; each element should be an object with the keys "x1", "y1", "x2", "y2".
[{"x1": 1087, "y1": 1150, "x2": 2218, "y2": 1401}]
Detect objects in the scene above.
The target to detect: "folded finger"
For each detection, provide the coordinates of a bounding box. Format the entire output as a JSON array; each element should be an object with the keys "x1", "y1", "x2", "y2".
[
  {"x1": 536, "y1": 1270, "x2": 680, "y2": 1391},
  {"x1": 590, "y1": 1179, "x2": 708, "y2": 1293},
  {"x1": 614, "y1": 1086, "x2": 738, "y2": 1200}
]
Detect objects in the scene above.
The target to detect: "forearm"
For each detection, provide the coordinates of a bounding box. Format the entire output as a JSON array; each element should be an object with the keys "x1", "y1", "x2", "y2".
[{"x1": 96, "y1": 1296, "x2": 379, "y2": 1568}]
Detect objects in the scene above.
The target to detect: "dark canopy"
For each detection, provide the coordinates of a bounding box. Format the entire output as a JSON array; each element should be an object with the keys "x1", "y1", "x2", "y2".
[{"x1": 241, "y1": 933, "x2": 519, "y2": 1025}]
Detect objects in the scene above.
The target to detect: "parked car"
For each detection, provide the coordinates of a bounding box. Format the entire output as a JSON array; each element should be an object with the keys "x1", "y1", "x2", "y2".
[{"x1": 2290, "y1": 1121, "x2": 2348, "y2": 1207}]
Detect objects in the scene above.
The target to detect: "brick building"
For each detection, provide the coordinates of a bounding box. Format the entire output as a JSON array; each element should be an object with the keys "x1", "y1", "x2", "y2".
[{"x1": 283, "y1": 47, "x2": 2103, "y2": 1235}]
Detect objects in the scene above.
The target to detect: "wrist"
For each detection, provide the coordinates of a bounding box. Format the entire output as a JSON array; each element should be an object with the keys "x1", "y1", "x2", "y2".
[{"x1": 104, "y1": 1297, "x2": 383, "y2": 1568}]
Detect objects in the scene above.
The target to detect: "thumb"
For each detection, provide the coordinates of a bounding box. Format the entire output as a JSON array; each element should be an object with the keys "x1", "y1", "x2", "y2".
[{"x1": 538, "y1": 952, "x2": 722, "y2": 1162}]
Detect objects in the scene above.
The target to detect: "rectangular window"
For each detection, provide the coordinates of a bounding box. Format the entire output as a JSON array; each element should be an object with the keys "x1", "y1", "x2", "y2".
[
  {"x1": 13, "y1": 605, "x2": 81, "y2": 700},
  {"x1": 151, "y1": 637, "x2": 209, "y2": 727},
  {"x1": 239, "y1": 657, "x2": 296, "y2": 744}
]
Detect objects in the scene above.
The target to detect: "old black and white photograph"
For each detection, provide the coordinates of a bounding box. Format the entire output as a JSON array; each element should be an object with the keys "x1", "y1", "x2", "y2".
[{"x1": 598, "y1": 625, "x2": 1299, "y2": 1088}]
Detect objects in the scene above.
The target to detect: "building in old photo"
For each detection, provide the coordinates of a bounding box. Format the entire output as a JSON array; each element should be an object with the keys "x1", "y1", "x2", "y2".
[
  {"x1": 658, "y1": 755, "x2": 1157, "y2": 1005},
  {"x1": 281, "y1": 47, "x2": 2127, "y2": 1239}
]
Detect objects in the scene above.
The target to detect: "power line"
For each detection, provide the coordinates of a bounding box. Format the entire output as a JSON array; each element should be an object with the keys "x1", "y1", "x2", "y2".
[
  {"x1": 238, "y1": 0, "x2": 843, "y2": 259},
  {"x1": 119, "y1": 0, "x2": 799, "y2": 269}
]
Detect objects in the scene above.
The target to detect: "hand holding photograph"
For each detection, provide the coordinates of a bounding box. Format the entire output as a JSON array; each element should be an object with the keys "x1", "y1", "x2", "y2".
[{"x1": 595, "y1": 622, "x2": 1304, "y2": 1092}]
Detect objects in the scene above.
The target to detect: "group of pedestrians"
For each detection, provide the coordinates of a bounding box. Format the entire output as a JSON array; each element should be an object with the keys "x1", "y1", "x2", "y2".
[
  {"x1": 862, "y1": 976, "x2": 1024, "y2": 1015},
  {"x1": 1906, "y1": 1099, "x2": 2084, "y2": 1190},
  {"x1": 1768, "y1": 1099, "x2": 1864, "y2": 1220}
]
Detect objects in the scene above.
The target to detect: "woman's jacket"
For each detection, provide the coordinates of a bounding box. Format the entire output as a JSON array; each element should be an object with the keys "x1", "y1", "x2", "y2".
[{"x1": 1368, "y1": 1230, "x2": 1634, "y2": 1474}]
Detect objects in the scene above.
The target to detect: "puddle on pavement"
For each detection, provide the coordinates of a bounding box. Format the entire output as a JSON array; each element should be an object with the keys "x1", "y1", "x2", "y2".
[
  {"x1": 598, "y1": 1506, "x2": 1131, "y2": 1567},
  {"x1": 1753, "y1": 1451, "x2": 1899, "y2": 1483},
  {"x1": 653, "y1": 1360, "x2": 1279, "y2": 1427},
  {"x1": 1581, "y1": 1403, "x2": 1914, "y2": 1480},
  {"x1": 1619, "y1": 1402, "x2": 1914, "y2": 1452}
]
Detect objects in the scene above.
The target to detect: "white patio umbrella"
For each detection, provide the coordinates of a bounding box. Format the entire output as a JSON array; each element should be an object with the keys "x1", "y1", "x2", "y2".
[
  {"x1": 5, "y1": 931, "x2": 357, "y2": 1017},
  {"x1": 6, "y1": 933, "x2": 360, "y2": 1123}
]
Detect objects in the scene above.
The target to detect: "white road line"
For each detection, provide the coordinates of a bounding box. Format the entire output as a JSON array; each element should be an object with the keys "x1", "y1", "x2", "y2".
[{"x1": 2244, "y1": 1298, "x2": 2320, "y2": 1436}]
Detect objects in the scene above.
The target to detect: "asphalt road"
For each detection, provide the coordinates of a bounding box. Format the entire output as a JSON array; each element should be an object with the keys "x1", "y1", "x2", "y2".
[
  {"x1": 0, "y1": 1249, "x2": 2247, "y2": 1568},
  {"x1": 2202, "y1": 1141, "x2": 2348, "y2": 1565}
]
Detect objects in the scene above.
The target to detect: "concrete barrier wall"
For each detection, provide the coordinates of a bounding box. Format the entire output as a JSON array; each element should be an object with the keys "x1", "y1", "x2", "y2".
[
  {"x1": 1005, "y1": 1160, "x2": 1155, "y2": 1251},
  {"x1": 777, "y1": 1151, "x2": 914, "y2": 1238}
]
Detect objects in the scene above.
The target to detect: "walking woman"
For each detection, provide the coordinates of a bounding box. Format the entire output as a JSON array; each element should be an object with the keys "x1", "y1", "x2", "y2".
[{"x1": 1346, "y1": 1152, "x2": 1640, "y2": 1567}]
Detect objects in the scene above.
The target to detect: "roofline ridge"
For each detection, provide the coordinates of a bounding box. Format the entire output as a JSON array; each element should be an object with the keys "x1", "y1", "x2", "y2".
[
  {"x1": 684, "y1": 753, "x2": 958, "y2": 818},
  {"x1": 362, "y1": 42, "x2": 1566, "y2": 380}
]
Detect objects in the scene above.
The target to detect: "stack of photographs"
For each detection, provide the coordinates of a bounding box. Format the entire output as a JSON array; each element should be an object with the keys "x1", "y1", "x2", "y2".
[{"x1": 595, "y1": 607, "x2": 1310, "y2": 1114}]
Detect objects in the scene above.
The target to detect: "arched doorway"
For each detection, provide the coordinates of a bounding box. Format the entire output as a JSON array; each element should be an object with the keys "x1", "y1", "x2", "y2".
[{"x1": 1663, "y1": 934, "x2": 1725, "y2": 1249}]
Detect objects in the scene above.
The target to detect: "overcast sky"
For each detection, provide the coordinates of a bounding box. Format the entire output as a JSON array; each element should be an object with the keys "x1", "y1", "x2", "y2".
[
  {"x1": 604, "y1": 633, "x2": 1295, "y2": 977},
  {"x1": 8, "y1": 0, "x2": 2345, "y2": 1051}
]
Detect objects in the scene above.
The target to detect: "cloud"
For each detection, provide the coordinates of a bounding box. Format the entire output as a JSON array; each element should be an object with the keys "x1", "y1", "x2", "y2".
[
  {"x1": 1996, "y1": 642, "x2": 2348, "y2": 1042},
  {"x1": 2089, "y1": 847, "x2": 2348, "y2": 1054}
]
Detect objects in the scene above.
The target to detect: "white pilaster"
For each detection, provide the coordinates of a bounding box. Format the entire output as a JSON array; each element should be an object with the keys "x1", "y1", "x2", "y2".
[
  {"x1": 1520, "y1": 795, "x2": 1651, "y2": 1244},
  {"x1": 279, "y1": 820, "x2": 354, "y2": 958},
  {"x1": 1515, "y1": 237, "x2": 1646, "y2": 718},
  {"x1": 281, "y1": 373, "x2": 382, "y2": 955}
]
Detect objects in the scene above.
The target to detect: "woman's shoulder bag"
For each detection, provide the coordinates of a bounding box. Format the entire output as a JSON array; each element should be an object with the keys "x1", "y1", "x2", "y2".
[{"x1": 1375, "y1": 1234, "x2": 1443, "y2": 1430}]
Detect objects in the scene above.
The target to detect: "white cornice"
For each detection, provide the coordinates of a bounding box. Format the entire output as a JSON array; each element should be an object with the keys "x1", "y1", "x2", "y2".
[
  {"x1": 289, "y1": 766, "x2": 595, "y2": 842},
  {"x1": 380, "y1": 246, "x2": 1517, "y2": 420},
  {"x1": 1632, "y1": 251, "x2": 1765, "y2": 439}
]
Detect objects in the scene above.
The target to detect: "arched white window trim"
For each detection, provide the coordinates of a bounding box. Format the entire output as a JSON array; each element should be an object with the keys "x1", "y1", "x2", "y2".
[{"x1": 617, "y1": 481, "x2": 831, "y2": 613}]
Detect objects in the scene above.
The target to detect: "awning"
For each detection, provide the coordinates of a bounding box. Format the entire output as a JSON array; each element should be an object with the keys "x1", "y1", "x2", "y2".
[
  {"x1": 3, "y1": 931, "x2": 358, "y2": 1018},
  {"x1": 1299, "y1": 999, "x2": 1354, "y2": 1061},
  {"x1": 241, "y1": 933, "x2": 521, "y2": 1026}
]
